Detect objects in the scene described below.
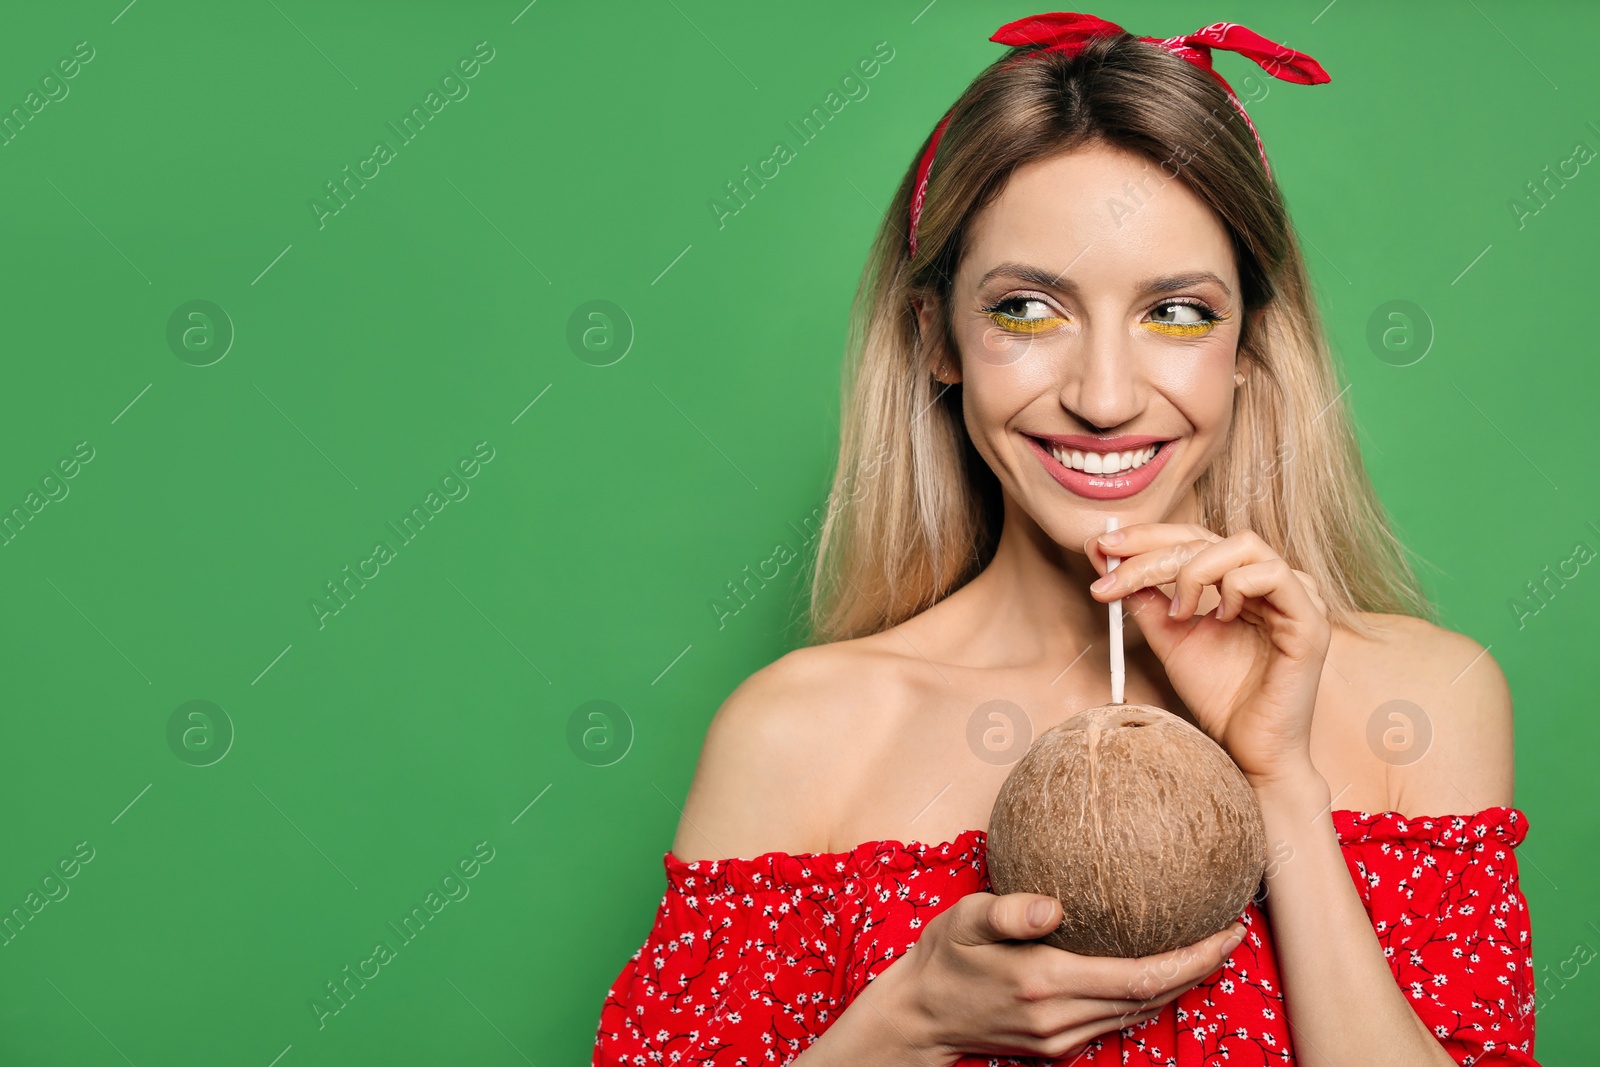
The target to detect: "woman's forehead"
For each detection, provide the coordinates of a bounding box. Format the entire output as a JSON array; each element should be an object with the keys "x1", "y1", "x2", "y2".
[{"x1": 960, "y1": 145, "x2": 1237, "y2": 294}]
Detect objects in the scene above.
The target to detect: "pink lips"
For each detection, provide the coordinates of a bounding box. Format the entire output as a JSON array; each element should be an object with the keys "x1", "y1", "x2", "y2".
[{"x1": 1024, "y1": 435, "x2": 1176, "y2": 500}]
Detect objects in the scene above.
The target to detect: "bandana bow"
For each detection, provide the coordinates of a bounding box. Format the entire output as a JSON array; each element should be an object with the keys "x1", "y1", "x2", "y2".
[{"x1": 907, "y1": 11, "x2": 1331, "y2": 258}]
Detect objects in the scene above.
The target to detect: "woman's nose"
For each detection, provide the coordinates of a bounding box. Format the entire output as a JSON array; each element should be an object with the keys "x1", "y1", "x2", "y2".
[{"x1": 1059, "y1": 327, "x2": 1142, "y2": 429}]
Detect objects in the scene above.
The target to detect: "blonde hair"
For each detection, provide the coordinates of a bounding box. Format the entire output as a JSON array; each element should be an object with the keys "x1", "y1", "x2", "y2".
[{"x1": 805, "y1": 33, "x2": 1432, "y2": 645}]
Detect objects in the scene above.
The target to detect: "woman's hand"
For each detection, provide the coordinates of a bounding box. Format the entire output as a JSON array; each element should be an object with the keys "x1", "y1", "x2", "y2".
[
  {"x1": 1085, "y1": 522, "x2": 1331, "y2": 786},
  {"x1": 836, "y1": 891, "x2": 1245, "y2": 1064}
]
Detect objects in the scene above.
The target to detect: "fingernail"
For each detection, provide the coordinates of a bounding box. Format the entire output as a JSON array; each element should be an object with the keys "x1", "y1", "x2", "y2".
[
  {"x1": 1222, "y1": 924, "x2": 1245, "y2": 953},
  {"x1": 1091, "y1": 574, "x2": 1114, "y2": 592},
  {"x1": 1028, "y1": 900, "x2": 1054, "y2": 927},
  {"x1": 1167, "y1": 593, "x2": 1180, "y2": 617},
  {"x1": 1099, "y1": 529, "x2": 1125, "y2": 546}
]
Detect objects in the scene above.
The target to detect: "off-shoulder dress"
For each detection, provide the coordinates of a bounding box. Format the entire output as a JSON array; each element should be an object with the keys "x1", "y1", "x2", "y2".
[{"x1": 594, "y1": 807, "x2": 1536, "y2": 1066}]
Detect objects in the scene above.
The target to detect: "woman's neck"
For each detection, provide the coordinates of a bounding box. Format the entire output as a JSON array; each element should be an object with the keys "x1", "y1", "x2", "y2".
[{"x1": 934, "y1": 488, "x2": 1202, "y2": 671}]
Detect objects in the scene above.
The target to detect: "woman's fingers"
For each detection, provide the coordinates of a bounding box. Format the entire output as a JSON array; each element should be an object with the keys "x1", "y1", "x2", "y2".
[
  {"x1": 942, "y1": 892, "x2": 1061, "y2": 947},
  {"x1": 1291, "y1": 568, "x2": 1328, "y2": 617},
  {"x1": 1099, "y1": 522, "x2": 1222, "y2": 555},
  {"x1": 1172, "y1": 543, "x2": 1314, "y2": 621},
  {"x1": 1090, "y1": 538, "x2": 1212, "y2": 596},
  {"x1": 919, "y1": 895, "x2": 1243, "y2": 1060},
  {"x1": 1088, "y1": 534, "x2": 1324, "y2": 617},
  {"x1": 1094, "y1": 531, "x2": 1307, "y2": 620},
  {"x1": 1212, "y1": 563, "x2": 1330, "y2": 659},
  {"x1": 1004, "y1": 929, "x2": 1237, "y2": 1056},
  {"x1": 1214, "y1": 561, "x2": 1299, "y2": 621},
  {"x1": 1040, "y1": 923, "x2": 1242, "y2": 1003},
  {"x1": 1085, "y1": 522, "x2": 1216, "y2": 578},
  {"x1": 1222, "y1": 566, "x2": 1326, "y2": 624}
]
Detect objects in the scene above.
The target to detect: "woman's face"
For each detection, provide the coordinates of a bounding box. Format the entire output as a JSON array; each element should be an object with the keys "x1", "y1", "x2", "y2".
[{"x1": 929, "y1": 142, "x2": 1245, "y2": 556}]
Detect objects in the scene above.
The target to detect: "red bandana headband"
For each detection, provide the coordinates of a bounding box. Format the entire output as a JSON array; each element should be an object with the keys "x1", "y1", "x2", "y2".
[{"x1": 906, "y1": 12, "x2": 1330, "y2": 259}]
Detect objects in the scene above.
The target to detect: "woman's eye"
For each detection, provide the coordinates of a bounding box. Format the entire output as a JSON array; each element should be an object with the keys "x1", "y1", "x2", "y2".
[
  {"x1": 1144, "y1": 301, "x2": 1222, "y2": 336},
  {"x1": 1152, "y1": 302, "x2": 1207, "y2": 324},
  {"x1": 985, "y1": 297, "x2": 1065, "y2": 333}
]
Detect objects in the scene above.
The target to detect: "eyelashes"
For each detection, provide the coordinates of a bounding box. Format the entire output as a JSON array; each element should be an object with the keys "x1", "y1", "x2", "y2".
[
  {"x1": 981, "y1": 296, "x2": 1230, "y2": 338},
  {"x1": 983, "y1": 296, "x2": 1065, "y2": 334},
  {"x1": 1144, "y1": 300, "x2": 1230, "y2": 337}
]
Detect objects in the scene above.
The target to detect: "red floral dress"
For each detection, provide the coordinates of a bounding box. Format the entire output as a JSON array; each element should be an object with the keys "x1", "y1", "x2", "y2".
[{"x1": 594, "y1": 807, "x2": 1537, "y2": 1066}]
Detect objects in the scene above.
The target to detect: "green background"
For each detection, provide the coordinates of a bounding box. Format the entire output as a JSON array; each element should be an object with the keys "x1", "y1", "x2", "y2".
[{"x1": 1, "y1": 0, "x2": 1594, "y2": 1063}]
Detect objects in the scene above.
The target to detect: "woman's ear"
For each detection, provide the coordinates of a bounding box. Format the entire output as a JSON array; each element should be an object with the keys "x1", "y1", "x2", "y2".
[
  {"x1": 914, "y1": 294, "x2": 962, "y2": 385},
  {"x1": 1233, "y1": 328, "x2": 1260, "y2": 386}
]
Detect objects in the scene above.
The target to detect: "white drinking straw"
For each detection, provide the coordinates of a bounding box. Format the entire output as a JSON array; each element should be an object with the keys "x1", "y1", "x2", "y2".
[{"x1": 1106, "y1": 516, "x2": 1125, "y2": 704}]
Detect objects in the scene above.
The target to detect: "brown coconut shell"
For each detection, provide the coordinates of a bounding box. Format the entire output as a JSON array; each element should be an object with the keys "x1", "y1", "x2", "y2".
[{"x1": 985, "y1": 702, "x2": 1266, "y2": 958}]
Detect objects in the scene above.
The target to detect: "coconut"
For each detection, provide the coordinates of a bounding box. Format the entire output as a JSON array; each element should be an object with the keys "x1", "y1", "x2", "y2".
[{"x1": 984, "y1": 702, "x2": 1266, "y2": 957}]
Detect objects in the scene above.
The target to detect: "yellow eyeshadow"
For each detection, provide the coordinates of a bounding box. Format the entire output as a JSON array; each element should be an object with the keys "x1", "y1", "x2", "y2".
[
  {"x1": 1142, "y1": 320, "x2": 1216, "y2": 337},
  {"x1": 987, "y1": 311, "x2": 1064, "y2": 333}
]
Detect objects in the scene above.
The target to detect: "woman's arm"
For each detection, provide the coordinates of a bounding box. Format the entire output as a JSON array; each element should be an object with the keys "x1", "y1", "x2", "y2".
[
  {"x1": 1087, "y1": 527, "x2": 1529, "y2": 1067},
  {"x1": 1251, "y1": 771, "x2": 1458, "y2": 1067},
  {"x1": 1251, "y1": 626, "x2": 1521, "y2": 1067}
]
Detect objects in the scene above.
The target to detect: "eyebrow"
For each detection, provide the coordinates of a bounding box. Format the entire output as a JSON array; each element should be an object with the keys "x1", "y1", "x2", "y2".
[{"x1": 977, "y1": 262, "x2": 1233, "y2": 299}]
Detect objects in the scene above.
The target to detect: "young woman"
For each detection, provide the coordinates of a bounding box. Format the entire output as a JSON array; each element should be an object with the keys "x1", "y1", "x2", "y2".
[{"x1": 594, "y1": 13, "x2": 1537, "y2": 1066}]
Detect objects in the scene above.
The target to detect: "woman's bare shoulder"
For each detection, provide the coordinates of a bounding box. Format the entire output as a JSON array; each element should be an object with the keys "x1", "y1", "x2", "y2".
[
  {"x1": 1320, "y1": 612, "x2": 1515, "y2": 816},
  {"x1": 669, "y1": 635, "x2": 917, "y2": 863}
]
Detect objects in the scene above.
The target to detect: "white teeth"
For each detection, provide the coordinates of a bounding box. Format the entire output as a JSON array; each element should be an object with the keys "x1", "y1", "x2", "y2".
[{"x1": 1046, "y1": 442, "x2": 1161, "y2": 475}]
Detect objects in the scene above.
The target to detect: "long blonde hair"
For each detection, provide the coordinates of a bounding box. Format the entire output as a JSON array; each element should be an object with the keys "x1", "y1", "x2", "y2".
[{"x1": 806, "y1": 32, "x2": 1432, "y2": 644}]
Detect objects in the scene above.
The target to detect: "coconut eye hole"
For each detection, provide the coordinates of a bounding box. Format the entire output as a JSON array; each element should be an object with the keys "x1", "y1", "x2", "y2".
[{"x1": 1122, "y1": 721, "x2": 1145, "y2": 728}]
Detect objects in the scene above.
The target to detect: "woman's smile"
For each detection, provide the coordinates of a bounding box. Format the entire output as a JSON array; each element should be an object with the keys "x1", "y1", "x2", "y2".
[{"x1": 1023, "y1": 432, "x2": 1179, "y2": 500}]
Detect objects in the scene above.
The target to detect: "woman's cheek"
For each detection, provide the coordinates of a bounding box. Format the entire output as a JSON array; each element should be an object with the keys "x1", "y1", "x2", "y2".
[
  {"x1": 965, "y1": 328, "x2": 1063, "y2": 391},
  {"x1": 1141, "y1": 343, "x2": 1235, "y2": 430},
  {"x1": 961, "y1": 352, "x2": 1055, "y2": 445},
  {"x1": 958, "y1": 364, "x2": 1021, "y2": 446},
  {"x1": 973, "y1": 323, "x2": 1027, "y2": 367}
]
